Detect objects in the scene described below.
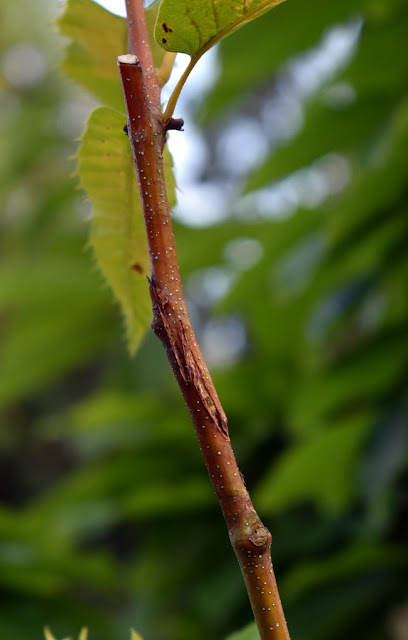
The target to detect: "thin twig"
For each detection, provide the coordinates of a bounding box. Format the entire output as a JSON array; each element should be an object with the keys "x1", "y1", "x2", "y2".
[{"x1": 118, "y1": 3, "x2": 290, "y2": 637}]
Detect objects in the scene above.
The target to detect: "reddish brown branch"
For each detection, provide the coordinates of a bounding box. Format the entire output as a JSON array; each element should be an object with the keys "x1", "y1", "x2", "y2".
[
  {"x1": 125, "y1": 0, "x2": 160, "y2": 105},
  {"x1": 118, "y1": 4, "x2": 290, "y2": 638}
]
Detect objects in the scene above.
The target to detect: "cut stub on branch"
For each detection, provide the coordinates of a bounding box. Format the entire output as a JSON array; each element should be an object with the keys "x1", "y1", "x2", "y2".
[{"x1": 165, "y1": 116, "x2": 184, "y2": 131}]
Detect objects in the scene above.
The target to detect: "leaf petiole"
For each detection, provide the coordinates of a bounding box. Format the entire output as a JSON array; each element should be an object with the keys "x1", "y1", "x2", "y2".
[
  {"x1": 161, "y1": 55, "x2": 198, "y2": 123},
  {"x1": 156, "y1": 50, "x2": 177, "y2": 86}
]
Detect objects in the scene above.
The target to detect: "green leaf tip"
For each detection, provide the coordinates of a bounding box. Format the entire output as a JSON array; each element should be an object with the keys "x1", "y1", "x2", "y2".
[
  {"x1": 154, "y1": 0, "x2": 286, "y2": 58},
  {"x1": 44, "y1": 627, "x2": 88, "y2": 640},
  {"x1": 130, "y1": 630, "x2": 144, "y2": 640}
]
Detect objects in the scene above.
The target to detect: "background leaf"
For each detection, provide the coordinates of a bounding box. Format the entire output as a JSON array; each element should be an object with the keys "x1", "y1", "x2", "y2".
[
  {"x1": 255, "y1": 414, "x2": 373, "y2": 514},
  {"x1": 57, "y1": 0, "x2": 127, "y2": 111},
  {"x1": 58, "y1": 0, "x2": 165, "y2": 111}
]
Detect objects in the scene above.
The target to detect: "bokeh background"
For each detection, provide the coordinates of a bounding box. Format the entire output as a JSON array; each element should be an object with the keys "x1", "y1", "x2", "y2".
[{"x1": 0, "y1": 0, "x2": 407, "y2": 639}]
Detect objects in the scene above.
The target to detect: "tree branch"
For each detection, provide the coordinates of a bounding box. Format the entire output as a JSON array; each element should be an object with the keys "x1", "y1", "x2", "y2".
[
  {"x1": 119, "y1": 4, "x2": 290, "y2": 638},
  {"x1": 125, "y1": 0, "x2": 161, "y2": 105}
]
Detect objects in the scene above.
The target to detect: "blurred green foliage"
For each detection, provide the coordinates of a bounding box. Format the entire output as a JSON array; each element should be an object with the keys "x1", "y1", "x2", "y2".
[{"x1": 0, "y1": 1, "x2": 407, "y2": 640}]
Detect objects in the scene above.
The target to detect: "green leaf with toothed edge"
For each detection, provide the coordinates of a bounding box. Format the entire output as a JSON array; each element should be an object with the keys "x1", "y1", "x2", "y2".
[
  {"x1": 154, "y1": 0, "x2": 286, "y2": 58},
  {"x1": 77, "y1": 106, "x2": 176, "y2": 354},
  {"x1": 57, "y1": 0, "x2": 166, "y2": 112}
]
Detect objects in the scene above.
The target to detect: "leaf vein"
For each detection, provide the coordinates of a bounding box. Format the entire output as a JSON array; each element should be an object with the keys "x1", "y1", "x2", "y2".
[
  {"x1": 186, "y1": 4, "x2": 204, "y2": 50},
  {"x1": 211, "y1": 0, "x2": 220, "y2": 34}
]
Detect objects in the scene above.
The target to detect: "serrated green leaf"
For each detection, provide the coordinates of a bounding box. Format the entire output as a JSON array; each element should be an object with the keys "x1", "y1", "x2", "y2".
[
  {"x1": 57, "y1": 0, "x2": 165, "y2": 111},
  {"x1": 78, "y1": 107, "x2": 145, "y2": 352},
  {"x1": 154, "y1": 0, "x2": 285, "y2": 58},
  {"x1": 77, "y1": 106, "x2": 176, "y2": 353}
]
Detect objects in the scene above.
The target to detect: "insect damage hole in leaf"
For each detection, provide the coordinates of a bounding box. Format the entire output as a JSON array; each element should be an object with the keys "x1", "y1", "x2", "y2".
[{"x1": 131, "y1": 263, "x2": 144, "y2": 274}]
